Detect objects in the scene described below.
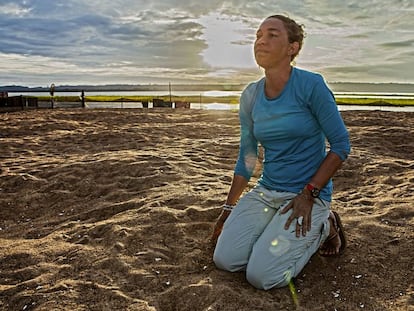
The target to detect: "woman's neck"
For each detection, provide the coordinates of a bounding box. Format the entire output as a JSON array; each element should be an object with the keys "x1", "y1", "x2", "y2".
[{"x1": 264, "y1": 66, "x2": 292, "y2": 99}]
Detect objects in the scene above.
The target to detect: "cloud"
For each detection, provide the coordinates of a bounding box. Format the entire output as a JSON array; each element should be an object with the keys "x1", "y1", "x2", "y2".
[
  {"x1": 0, "y1": 2, "x2": 32, "y2": 16},
  {"x1": 0, "y1": 0, "x2": 413, "y2": 86}
]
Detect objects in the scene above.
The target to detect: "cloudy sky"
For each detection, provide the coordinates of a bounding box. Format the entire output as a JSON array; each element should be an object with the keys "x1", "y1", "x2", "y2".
[{"x1": 0, "y1": 0, "x2": 413, "y2": 87}]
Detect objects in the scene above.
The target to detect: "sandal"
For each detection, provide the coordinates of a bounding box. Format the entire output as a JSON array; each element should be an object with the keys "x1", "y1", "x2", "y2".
[{"x1": 319, "y1": 211, "x2": 347, "y2": 257}]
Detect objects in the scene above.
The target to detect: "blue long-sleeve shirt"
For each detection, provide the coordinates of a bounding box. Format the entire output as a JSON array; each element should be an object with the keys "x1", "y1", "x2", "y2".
[{"x1": 234, "y1": 67, "x2": 351, "y2": 202}]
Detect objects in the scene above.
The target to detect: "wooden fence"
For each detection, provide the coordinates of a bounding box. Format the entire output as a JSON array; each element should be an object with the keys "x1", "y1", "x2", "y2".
[{"x1": 0, "y1": 96, "x2": 38, "y2": 112}]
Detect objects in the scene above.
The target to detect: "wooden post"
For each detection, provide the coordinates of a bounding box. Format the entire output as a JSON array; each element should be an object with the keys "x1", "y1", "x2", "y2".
[
  {"x1": 50, "y1": 83, "x2": 55, "y2": 109},
  {"x1": 169, "y1": 82, "x2": 172, "y2": 104},
  {"x1": 80, "y1": 90, "x2": 85, "y2": 108}
]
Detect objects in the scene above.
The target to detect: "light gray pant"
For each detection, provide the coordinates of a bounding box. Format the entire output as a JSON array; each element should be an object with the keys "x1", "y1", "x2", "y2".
[{"x1": 213, "y1": 185, "x2": 331, "y2": 290}]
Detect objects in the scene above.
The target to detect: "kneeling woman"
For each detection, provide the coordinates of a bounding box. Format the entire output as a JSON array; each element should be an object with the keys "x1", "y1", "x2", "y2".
[{"x1": 211, "y1": 14, "x2": 350, "y2": 290}]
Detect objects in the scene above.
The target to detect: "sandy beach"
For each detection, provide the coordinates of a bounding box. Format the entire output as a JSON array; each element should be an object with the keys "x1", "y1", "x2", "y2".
[{"x1": 0, "y1": 108, "x2": 413, "y2": 311}]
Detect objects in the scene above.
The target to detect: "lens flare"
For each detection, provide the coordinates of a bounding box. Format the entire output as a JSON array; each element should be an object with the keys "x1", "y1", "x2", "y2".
[{"x1": 269, "y1": 236, "x2": 290, "y2": 256}]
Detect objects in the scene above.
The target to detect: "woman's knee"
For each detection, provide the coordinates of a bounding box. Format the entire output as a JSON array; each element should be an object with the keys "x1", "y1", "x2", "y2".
[
  {"x1": 213, "y1": 248, "x2": 229, "y2": 271},
  {"x1": 245, "y1": 247, "x2": 295, "y2": 290},
  {"x1": 246, "y1": 264, "x2": 292, "y2": 290},
  {"x1": 213, "y1": 246, "x2": 240, "y2": 272}
]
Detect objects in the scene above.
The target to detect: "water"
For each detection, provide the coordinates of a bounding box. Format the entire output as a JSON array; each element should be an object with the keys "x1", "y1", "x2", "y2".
[
  {"x1": 337, "y1": 105, "x2": 414, "y2": 112},
  {"x1": 8, "y1": 90, "x2": 414, "y2": 98},
  {"x1": 81, "y1": 102, "x2": 414, "y2": 112},
  {"x1": 82, "y1": 101, "x2": 237, "y2": 110},
  {"x1": 7, "y1": 90, "x2": 242, "y2": 97},
  {"x1": 8, "y1": 90, "x2": 414, "y2": 112}
]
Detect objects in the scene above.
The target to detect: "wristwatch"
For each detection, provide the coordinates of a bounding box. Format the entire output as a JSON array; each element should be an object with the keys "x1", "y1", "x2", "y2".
[{"x1": 306, "y1": 183, "x2": 320, "y2": 198}]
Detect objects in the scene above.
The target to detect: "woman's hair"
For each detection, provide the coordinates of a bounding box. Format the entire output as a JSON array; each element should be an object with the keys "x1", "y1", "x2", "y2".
[{"x1": 267, "y1": 14, "x2": 306, "y2": 61}]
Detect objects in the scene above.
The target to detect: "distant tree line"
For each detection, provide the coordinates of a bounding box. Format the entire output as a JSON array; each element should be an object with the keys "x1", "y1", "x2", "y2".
[{"x1": 0, "y1": 84, "x2": 247, "y2": 92}]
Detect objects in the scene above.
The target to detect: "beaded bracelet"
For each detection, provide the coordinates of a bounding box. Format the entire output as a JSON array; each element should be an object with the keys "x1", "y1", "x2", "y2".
[{"x1": 222, "y1": 204, "x2": 235, "y2": 211}]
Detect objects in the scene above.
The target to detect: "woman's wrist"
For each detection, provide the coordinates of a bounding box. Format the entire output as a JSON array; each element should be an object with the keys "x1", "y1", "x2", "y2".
[
  {"x1": 222, "y1": 203, "x2": 236, "y2": 211},
  {"x1": 299, "y1": 189, "x2": 314, "y2": 202}
]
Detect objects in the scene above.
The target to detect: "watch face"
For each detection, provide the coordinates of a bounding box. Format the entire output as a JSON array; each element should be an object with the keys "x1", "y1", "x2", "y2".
[
  {"x1": 311, "y1": 188, "x2": 320, "y2": 198},
  {"x1": 306, "y1": 184, "x2": 320, "y2": 198}
]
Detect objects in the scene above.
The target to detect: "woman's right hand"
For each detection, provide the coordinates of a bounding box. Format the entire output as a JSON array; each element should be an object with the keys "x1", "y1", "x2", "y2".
[{"x1": 210, "y1": 209, "x2": 231, "y2": 246}]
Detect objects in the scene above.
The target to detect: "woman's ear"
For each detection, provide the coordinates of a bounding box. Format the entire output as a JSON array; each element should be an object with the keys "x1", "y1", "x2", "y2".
[{"x1": 290, "y1": 41, "x2": 300, "y2": 55}]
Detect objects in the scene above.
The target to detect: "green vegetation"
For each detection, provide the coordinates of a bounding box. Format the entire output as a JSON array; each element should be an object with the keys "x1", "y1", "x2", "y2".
[
  {"x1": 38, "y1": 95, "x2": 241, "y2": 104},
  {"x1": 37, "y1": 95, "x2": 414, "y2": 106},
  {"x1": 335, "y1": 97, "x2": 414, "y2": 106}
]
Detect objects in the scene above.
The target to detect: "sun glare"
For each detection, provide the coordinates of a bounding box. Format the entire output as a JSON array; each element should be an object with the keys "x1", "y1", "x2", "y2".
[{"x1": 198, "y1": 13, "x2": 256, "y2": 69}]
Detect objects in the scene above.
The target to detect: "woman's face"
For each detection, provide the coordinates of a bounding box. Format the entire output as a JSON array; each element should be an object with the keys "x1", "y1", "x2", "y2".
[{"x1": 254, "y1": 17, "x2": 293, "y2": 69}]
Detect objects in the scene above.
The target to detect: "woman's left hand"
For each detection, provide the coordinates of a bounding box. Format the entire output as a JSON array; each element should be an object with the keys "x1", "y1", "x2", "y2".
[{"x1": 280, "y1": 193, "x2": 314, "y2": 237}]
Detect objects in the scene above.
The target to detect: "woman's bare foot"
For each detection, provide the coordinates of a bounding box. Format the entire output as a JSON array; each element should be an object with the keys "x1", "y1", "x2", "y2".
[{"x1": 319, "y1": 211, "x2": 346, "y2": 257}]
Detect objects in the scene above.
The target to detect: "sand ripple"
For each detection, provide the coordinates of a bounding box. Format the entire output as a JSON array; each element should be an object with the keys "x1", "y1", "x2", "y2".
[{"x1": 0, "y1": 109, "x2": 412, "y2": 310}]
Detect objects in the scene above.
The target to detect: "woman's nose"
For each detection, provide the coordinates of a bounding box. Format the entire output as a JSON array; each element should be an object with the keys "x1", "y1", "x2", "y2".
[{"x1": 255, "y1": 37, "x2": 265, "y2": 46}]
